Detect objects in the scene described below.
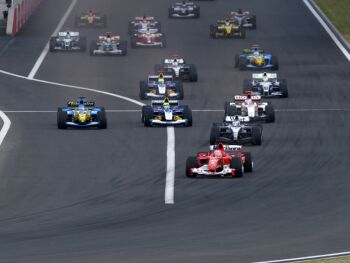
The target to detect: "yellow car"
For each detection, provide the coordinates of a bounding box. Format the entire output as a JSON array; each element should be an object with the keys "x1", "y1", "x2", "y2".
[
  {"x1": 75, "y1": 9, "x2": 106, "y2": 28},
  {"x1": 210, "y1": 19, "x2": 245, "y2": 39}
]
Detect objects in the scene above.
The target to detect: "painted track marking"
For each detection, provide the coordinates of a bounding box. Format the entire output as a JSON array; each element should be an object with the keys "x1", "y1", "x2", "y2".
[
  {"x1": 27, "y1": 0, "x2": 78, "y2": 79},
  {"x1": 0, "y1": 111, "x2": 11, "y2": 147},
  {"x1": 253, "y1": 251, "x2": 350, "y2": 263},
  {"x1": 303, "y1": 0, "x2": 350, "y2": 61}
]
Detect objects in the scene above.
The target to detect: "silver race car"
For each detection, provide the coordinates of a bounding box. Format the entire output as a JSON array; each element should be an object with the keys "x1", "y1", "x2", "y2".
[
  {"x1": 50, "y1": 31, "x2": 86, "y2": 52},
  {"x1": 90, "y1": 33, "x2": 127, "y2": 56},
  {"x1": 169, "y1": 1, "x2": 200, "y2": 18},
  {"x1": 154, "y1": 55, "x2": 198, "y2": 82},
  {"x1": 243, "y1": 72, "x2": 288, "y2": 98},
  {"x1": 224, "y1": 94, "x2": 275, "y2": 123},
  {"x1": 128, "y1": 16, "x2": 161, "y2": 35},
  {"x1": 230, "y1": 9, "x2": 256, "y2": 29}
]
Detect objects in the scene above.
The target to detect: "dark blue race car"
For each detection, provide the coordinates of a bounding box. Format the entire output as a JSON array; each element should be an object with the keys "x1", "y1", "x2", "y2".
[
  {"x1": 139, "y1": 73, "x2": 184, "y2": 100},
  {"x1": 235, "y1": 45, "x2": 279, "y2": 71},
  {"x1": 141, "y1": 97, "x2": 192, "y2": 127},
  {"x1": 57, "y1": 97, "x2": 107, "y2": 129}
]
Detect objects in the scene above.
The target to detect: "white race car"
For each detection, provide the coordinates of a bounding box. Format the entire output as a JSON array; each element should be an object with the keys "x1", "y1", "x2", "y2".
[{"x1": 50, "y1": 31, "x2": 86, "y2": 52}]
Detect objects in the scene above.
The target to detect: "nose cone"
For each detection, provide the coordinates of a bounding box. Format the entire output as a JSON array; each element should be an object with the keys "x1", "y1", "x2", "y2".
[
  {"x1": 256, "y1": 58, "x2": 264, "y2": 65},
  {"x1": 208, "y1": 158, "x2": 218, "y2": 171},
  {"x1": 78, "y1": 114, "x2": 87, "y2": 122}
]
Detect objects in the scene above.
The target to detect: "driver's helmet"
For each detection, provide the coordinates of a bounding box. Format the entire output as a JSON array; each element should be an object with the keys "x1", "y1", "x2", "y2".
[
  {"x1": 182, "y1": 0, "x2": 186, "y2": 4},
  {"x1": 262, "y1": 72, "x2": 269, "y2": 81},
  {"x1": 163, "y1": 97, "x2": 171, "y2": 109},
  {"x1": 88, "y1": 8, "x2": 93, "y2": 15},
  {"x1": 77, "y1": 104, "x2": 85, "y2": 113},
  {"x1": 213, "y1": 149, "x2": 223, "y2": 158},
  {"x1": 173, "y1": 58, "x2": 178, "y2": 66},
  {"x1": 232, "y1": 116, "x2": 240, "y2": 126},
  {"x1": 253, "y1": 51, "x2": 260, "y2": 57},
  {"x1": 237, "y1": 8, "x2": 243, "y2": 14},
  {"x1": 217, "y1": 143, "x2": 225, "y2": 151}
]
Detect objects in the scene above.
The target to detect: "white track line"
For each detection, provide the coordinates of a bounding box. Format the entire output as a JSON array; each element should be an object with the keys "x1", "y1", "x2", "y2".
[
  {"x1": 0, "y1": 111, "x2": 11, "y2": 147},
  {"x1": 165, "y1": 127, "x2": 175, "y2": 204},
  {"x1": 27, "y1": 0, "x2": 78, "y2": 79},
  {"x1": 253, "y1": 251, "x2": 350, "y2": 263},
  {"x1": 303, "y1": 0, "x2": 350, "y2": 61}
]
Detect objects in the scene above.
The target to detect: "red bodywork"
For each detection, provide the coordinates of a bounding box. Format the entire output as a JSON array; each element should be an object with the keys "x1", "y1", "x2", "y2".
[{"x1": 135, "y1": 33, "x2": 162, "y2": 44}]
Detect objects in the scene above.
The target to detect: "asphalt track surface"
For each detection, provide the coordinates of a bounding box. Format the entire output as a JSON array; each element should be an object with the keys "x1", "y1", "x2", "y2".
[{"x1": 0, "y1": 0, "x2": 349, "y2": 262}]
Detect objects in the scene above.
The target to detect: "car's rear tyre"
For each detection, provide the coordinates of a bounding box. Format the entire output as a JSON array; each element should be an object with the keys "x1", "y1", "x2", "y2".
[
  {"x1": 251, "y1": 126, "x2": 262, "y2": 145},
  {"x1": 183, "y1": 105, "x2": 192, "y2": 126},
  {"x1": 210, "y1": 126, "x2": 220, "y2": 145},
  {"x1": 231, "y1": 157, "x2": 243, "y2": 177},
  {"x1": 234, "y1": 54, "x2": 240, "y2": 68},
  {"x1": 119, "y1": 40, "x2": 128, "y2": 55},
  {"x1": 224, "y1": 102, "x2": 238, "y2": 116},
  {"x1": 239, "y1": 57, "x2": 247, "y2": 70},
  {"x1": 194, "y1": 7, "x2": 200, "y2": 18},
  {"x1": 240, "y1": 30, "x2": 246, "y2": 39},
  {"x1": 89, "y1": 40, "x2": 97, "y2": 56},
  {"x1": 168, "y1": 8, "x2": 174, "y2": 18},
  {"x1": 49, "y1": 37, "x2": 56, "y2": 52},
  {"x1": 142, "y1": 106, "x2": 153, "y2": 127},
  {"x1": 139, "y1": 81, "x2": 148, "y2": 100},
  {"x1": 280, "y1": 79, "x2": 288, "y2": 98},
  {"x1": 243, "y1": 152, "x2": 253, "y2": 172},
  {"x1": 130, "y1": 36, "x2": 138, "y2": 48},
  {"x1": 265, "y1": 104, "x2": 275, "y2": 123},
  {"x1": 210, "y1": 24, "x2": 216, "y2": 38},
  {"x1": 189, "y1": 64, "x2": 198, "y2": 82},
  {"x1": 186, "y1": 157, "x2": 198, "y2": 178},
  {"x1": 160, "y1": 35, "x2": 167, "y2": 48},
  {"x1": 97, "y1": 108, "x2": 107, "y2": 129},
  {"x1": 57, "y1": 108, "x2": 68, "y2": 129},
  {"x1": 128, "y1": 21, "x2": 134, "y2": 35},
  {"x1": 176, "y1": 82, "x2": 184, "y2": 99},
  {"x1": 251, "y1": 16, "x2": 257, "y2": 29}
]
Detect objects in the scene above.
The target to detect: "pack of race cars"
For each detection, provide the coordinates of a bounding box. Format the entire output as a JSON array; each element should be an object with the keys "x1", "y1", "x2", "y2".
[{"x1": 55, "y1": 2, "x2": 289, "y2": 179}]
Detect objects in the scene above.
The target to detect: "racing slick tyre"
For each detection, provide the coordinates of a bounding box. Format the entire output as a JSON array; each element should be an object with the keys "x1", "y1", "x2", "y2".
[
  {"x1": 49, "y1": 37, "x2": 57, "y2": 52},
  {"x1": 57, "y1": 108, "x2": 68, "y2": 129},
  {"x1": 243, "y1": 152, "x2": 253, "y2": 173},
  {"x1": 239, "y1": 57, "x2": 248, "y2": 70},
  {"x1": 194, "y1": 7, "x2": 200, "y2": 18},
  {"x1": 231, "y1": 157, "x2": 243, "y2": 177},
  {"x1": 78, "y1": 37, "x2": 87, "y2": 52},
  {"x1": 89, "y1": 40, "x2": 97, "y2": 56},
  {"x1": 186, "y1": 157, "x2": 198, "y2": 178},
  {"x1": 128, "y1": 22, "x2": 134, "y2": 35},
  {"x1": 271, "y1": 55, "x2": 279, "y2": 70},
  {"x1": 189, "y1": 64, "x2": 198, "y2": 82},
  {"x1": 239, "y1": 30, "x2": 246, "y2": 39},
  {"x1": 183, "y1": 106, "x2": 192, "y2": 127},
  {"x1": 139, "y1": 81, "x2": 149, "y2": 100},
  {"x1": 97, "y1": 108, "x2": 107, "y2": 129},
  {"x1": 251, "y1": 126, "x2": 262, "y2": 145},
  {"x1": 176, "y1": 81, "x2": 184, "y2": 100},
  {"x1": 119, "y1": 40, "x2": 128, "y2": 55},
  {"x1": 234, "y1": 54, "x2": 240, "y2": 68},
  {"x1": 251, "y1": 16, "x2": 257, "y2": 29},
  {"x1": 209, "y1": 126, "x2": 220, "y2": 145},
  {"x1": 224, "y1": 102, "x2": 238, "y2": 116},
  {"x1": 210, "y1": 24, "x2": 217, "y2": 38},
  {"x1": 160, "y1": 35, "x2": 167, "y2": 48},
  {"x1": 243, "y1": 79, "x2": 252, "y2": 93},
  {"x1": 168, "y1": 8, "x2": 174, "y2": 18},
  {"x1": 280, "y1": 79, "x2": 288, "y2": 98},
  {"x1": 265, "y1": 105, "x2": 275, "y2": 123},
  {"x1": 130, "y1": 36, "x2": 138, "y2": 48},
  {"x1": 142, "y1": 106, "x2": 154, "y2": 127}
]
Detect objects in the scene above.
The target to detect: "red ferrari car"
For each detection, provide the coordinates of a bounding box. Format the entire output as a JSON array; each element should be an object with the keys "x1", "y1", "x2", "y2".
[
  {"x1": 186, "y1": 144, "x2": 253, "y2": 178},
  {"x1": 131, "y1": 29, "x2": 166, "y2": 48}
]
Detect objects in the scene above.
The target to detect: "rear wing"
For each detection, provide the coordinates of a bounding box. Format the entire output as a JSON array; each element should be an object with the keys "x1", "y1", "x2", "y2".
[
  {"x1": 134, "y1": 16, "x2": 154, "y2": 21},
  {"x1": 148, "y1": 75, "x2": 173, "y2": 82},
  {"x1": 234, "y1": 95, "x2": 261, "y2": 101},
  {"x1": 58, "y1": 32, "x2": 79, "y2": 37},
  {"x1": 252, "y1": 73, "x2": 277, "y2": 79},
  {"x1": 209, "y1": 144, "x2": 242, "y2": 151},
  {"x1": 164, "y1": 58, "x2": 185, "y2": 64},
  {"x1": 67, "y1": 101, "x2": 95, "y2": 107},
  {"x1": 231, "y1": 11, "x2": 250, "y2": 16},
  {"x1": 151, "y1": 100, "x2": 178, "y2": 106}
]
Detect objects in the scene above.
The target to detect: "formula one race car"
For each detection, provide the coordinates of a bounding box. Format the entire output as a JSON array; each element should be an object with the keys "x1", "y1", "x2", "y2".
[
  {"x1": 169, "y1": 1, "x2": 200, "y2": 18},
  {"x1": 235, "y1": 45, "x2": 278, "y2": 70},
  {"x1": 131, "y1": 29, "x2": 166, "y2": 48},
  {"x1": 210, "y1": 18, "x2": 245, "y2": 39},
  {"x1": 75, "y1": 9, "x2": 106, "y2": 27},
  {"x1": 154, "y1": 55, "x2": 198, "y2": 82},
  {"x1": 141, "y1": 97, "x2": 192, "y2": 127},
  {"x1": 186, "y1": 143, "x2": 245, "y2": 178},
  {"x1": 243, "y1": 72, "x2": 288, "y2": 98},
  {"x1": 50, "y1": 31, "x2": 86, "y2": 52},
  {"x1": 57, "y1": 97, "x2": 107, "y2": 129},
  {"x1": 210, "y1": 118, "x2": 262, "y2": 145},
  {"x1": 140, "y1": 73, "x2": 184, "y2": 99},
  {"x1": 128, "y1": 16, "x2": 161, "y2": 35},
  {"x1": 230, "y1": 9, "x2": 256, "y2": 29},
  {"x1": 90, "y1": 33, "x2": 127, "y2": 56},
  {"x1": 224, "y1": 94, "x2": 275, "y2": 123}
]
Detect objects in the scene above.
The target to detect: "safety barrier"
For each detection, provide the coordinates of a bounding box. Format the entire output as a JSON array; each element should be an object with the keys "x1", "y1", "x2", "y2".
[{"x1": 6, "y1": 0, "x2": 41, "y2": 36}]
